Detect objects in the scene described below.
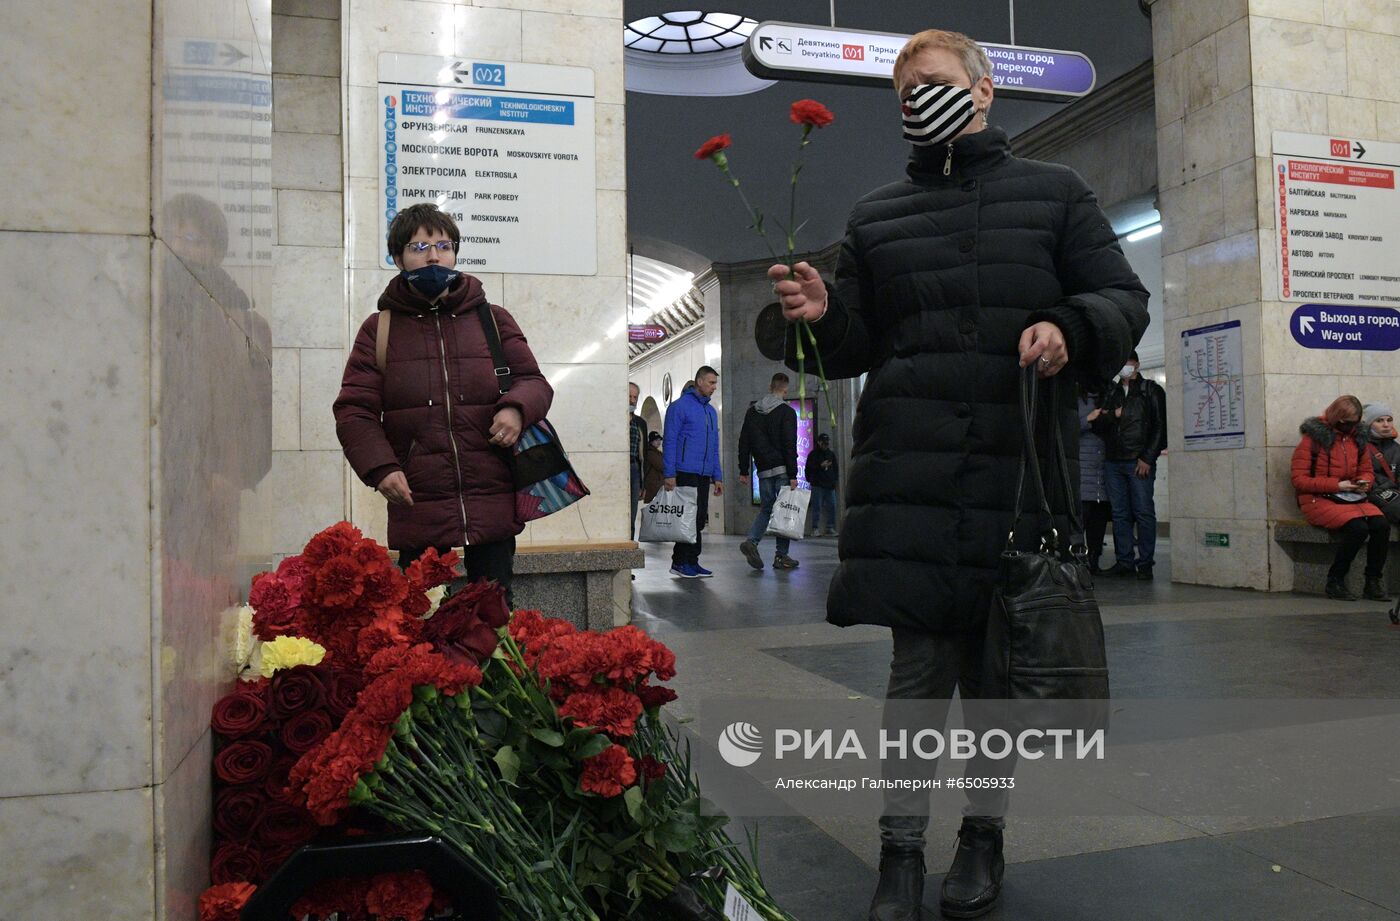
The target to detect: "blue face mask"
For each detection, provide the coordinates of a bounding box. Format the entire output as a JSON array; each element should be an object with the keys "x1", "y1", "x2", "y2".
[{"x1": 402, "y1": 264, "x2": 460, "y2": 300}]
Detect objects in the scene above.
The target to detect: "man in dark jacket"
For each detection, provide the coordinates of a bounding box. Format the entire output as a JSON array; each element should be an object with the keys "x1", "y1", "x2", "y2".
[
  {"x1": 738, "y1": 373, "x2": 800, "y2": 571},
  {"x1": 768, "y1": 29, "x2": 1148, "y2": 921},
  {"x1": 1098, "y1": 352, "x2": 1167, "y2": 580},
  {"x1": 334, "y1": 204, "x2": 552, "y2": 595},
  {"x1": 806, "y1": 433, "x2": 840, "y2": 536},
  {"x1": 662, "y1": 368, "x2": 724, "y2": 578},
  {"x1": 629, "y1": 382, "x2": 649, "y2": 539}
]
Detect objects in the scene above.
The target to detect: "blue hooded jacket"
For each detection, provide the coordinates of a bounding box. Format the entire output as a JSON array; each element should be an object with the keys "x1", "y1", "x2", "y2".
[{"x1": 662, "y1": 387, "x2": 723, "y2": 480}]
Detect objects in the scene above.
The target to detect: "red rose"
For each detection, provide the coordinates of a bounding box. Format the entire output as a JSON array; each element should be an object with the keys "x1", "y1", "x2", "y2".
[
  {"x1": 422, "y1": 583, "x2": 509, "y2": 664},
  {"x1": 210, "y1": 689, "x2": 268, "y2": 739},
  {"x1": 281, "y1": 710, "x2": 334, "y2": 754},
  {"x1": 638, "y1": 683, "x2": 678, "y2": 710},
  {"x1": 366, "y1": 870, "x2": 435, "y2": 921},
  {"x1": 404, "y1": 546, "x2": 460, "y2": 590},
  {"x1": 694, "y1": 133, "x2": 732, "y2": 160},
  {"x1": 639, "y1": 756, "x2": 667, "y2": 782},
  {"x1": 303, "y1": 521, "x2": 364, "y2": 566},
  {"x1": 257, "y1": 801, "x2": 318, "y2": 849},
  {"x1": 214, "y1": 740, "x2": 274, "y2": 785},
  {"x1": 210, "y1": 841, "x2": 262, "y2": 885},
  {"x1": 268, "y1": 665, "x2": 327, "y2": 720},
  {"x1": 263, "y1": 755, "x2": 299, "y2": 804},
  {"x1": 558, "y1": 686, "x2": 644, "y2": 738},
  {"x1": 790, "y1": 98, "x2": 834, "y2": 128},
  {"x1": 198, "y1": 881, "x2": 256, "y2": 921},
  {"x1": 580, "y1": 744, "x2": 637, "y2": 798},
  {"x1": 448, "y1": 580, "x2": 511, "y2": 628},
  {"x1": 212, "y1": 785, "x2": 266, "y2": 842},
  {"x1": 327, "y1": 670, "x2": 364, "y2": 721}
]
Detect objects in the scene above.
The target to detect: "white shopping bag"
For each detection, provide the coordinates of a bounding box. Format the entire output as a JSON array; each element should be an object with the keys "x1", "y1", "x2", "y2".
[
  {"x1": 765, "y1": 486, "x2": 810, "y2": 541},
  {"x1": 638, "y1": 486, "x2": 699, "y2": 544}
]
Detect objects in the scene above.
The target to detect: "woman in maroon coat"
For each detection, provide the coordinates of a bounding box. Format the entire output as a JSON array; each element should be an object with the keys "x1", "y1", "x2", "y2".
[
  {"x1": 334, "y1": 204, "x2": 552, "y2": 592},
  {"x1": 1291, "y1": 394, "x2": 1389, "y2": 601}
]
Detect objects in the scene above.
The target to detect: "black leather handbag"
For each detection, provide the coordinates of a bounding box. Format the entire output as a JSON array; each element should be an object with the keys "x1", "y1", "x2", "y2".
[{"x1": 982, "y1": 367, "x2": 1110, "y2": 733}]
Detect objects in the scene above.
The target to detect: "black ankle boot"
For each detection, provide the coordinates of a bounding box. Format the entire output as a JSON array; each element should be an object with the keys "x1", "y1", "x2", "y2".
[
  {"x1": 1326, "y1": 579, "x2": 1359, "y2": 601},
  {"x1": 939, "y1": 822, "x2": 1004, "y2": 918},
  {"x1": 1363, "y1": 577, "x2": 1389, "y2": 601},
  {"x1": 868, "y1": 847, "x2": 925, "y2": 921}
]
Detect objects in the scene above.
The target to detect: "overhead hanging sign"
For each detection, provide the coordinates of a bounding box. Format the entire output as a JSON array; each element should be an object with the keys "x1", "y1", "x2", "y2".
[
  {"x1": 378, "y1": 53, "x2": 597, "y2": 275},
  {"x1": 743, "y1": 21, "x2": 1096, "y2": 101},
  {"x1": 1273, "y1": 131, "x2": 1400, "y2": 313}
]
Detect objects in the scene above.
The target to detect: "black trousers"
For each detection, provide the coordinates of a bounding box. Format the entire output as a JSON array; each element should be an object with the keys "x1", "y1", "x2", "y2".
[
  {"x1": 1329, "y1": 516, "x2": 1389, "y2": 583},
  {"x1": 671, "y1": 472, "x2": 710, "y2": 566},
  {"x1": 398, "y1": 538, "x2": 516, "y2": 604},
  {"x1": 1082, "y1": 500, "x2": 1112, "y2": 568}
]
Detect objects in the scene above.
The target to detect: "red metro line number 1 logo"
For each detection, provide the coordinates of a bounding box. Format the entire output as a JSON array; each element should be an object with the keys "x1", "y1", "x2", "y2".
[
  {"x1": 842, "y1": 43, "x2": 865, "y2": 61},
  {"x1": 1331, "y1": 139, "x2": 1352, "y2": 158}
]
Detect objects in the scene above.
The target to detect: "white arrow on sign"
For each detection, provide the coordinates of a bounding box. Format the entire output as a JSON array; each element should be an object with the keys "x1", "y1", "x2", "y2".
[{"x1": 1299, "y1": 315, "x2": 1315, "y2": 335}]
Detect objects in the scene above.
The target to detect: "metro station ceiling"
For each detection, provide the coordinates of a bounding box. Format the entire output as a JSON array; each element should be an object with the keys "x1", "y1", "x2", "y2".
[{"x1": 624, "y1": 0, "x2": 1154, "y2": 264}]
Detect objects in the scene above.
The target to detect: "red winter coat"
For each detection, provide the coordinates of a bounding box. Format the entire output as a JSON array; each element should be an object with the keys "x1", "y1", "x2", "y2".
[
  {"x1": 334, "y1": 274, "x2": 553, "y2": 550},
  {"x1": 1290, "y1": 416, "x2": 1385, "y2": 529}
]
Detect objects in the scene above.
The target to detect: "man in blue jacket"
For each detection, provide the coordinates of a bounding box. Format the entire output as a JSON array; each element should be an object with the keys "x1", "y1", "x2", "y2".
[{"x1": 662, "y1": 366, "x2": 724, "y2": 578}]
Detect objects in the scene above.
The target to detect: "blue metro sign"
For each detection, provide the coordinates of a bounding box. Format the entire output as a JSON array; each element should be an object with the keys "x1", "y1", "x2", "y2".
[{"x1": 1289, "y1": 304, "x2": 1400, "y2": 351}]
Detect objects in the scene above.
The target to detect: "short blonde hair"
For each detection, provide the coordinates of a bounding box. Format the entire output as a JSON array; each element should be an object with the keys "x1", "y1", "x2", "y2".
[{"x1": 893, "y1": 29, "x2": 993, "y2": 94}]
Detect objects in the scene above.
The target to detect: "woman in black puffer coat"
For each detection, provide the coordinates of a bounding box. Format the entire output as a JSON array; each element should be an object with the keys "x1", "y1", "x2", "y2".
[{"x1": 771, "y1": 29, "x2": 1149, "y2": 921}]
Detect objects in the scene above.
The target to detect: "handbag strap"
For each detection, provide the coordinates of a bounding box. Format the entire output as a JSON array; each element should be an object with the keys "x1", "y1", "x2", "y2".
[
  {"x1": 476, "y1": 304, "x2": 513, "y2": 395},
  {"x1": 375, "y1": 309, "x2": 391, "y2": 372},
  {"x1": 1007, "y1": 366, "x2": 1085, "y2": 554}
]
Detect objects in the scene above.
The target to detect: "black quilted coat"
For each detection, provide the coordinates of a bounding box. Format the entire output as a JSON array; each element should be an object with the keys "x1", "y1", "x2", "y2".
[{"x1": 786, "y1": 127, "x2": 1149, "y2": 634}]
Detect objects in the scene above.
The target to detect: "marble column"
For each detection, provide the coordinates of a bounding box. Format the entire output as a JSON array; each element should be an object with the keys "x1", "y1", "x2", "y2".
[
  {"x1": 1151, "y1": 0, "x2": 1400, "y2": 589},
  {"x1": 1, "y1": 0, "x2": 275, "y2": 917}
]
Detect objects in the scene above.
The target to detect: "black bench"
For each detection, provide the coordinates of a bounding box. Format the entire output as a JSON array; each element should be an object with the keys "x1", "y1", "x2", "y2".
[{"x1": 1273, "y1": 518, "x2": 1400, "y2": 596}]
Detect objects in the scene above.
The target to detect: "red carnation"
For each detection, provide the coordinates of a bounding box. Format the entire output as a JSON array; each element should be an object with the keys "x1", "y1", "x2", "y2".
[
  {"x1": 354, "y1": 609, "x2": 424, "y2": 664},
  {"x1": 312, "y1": 553, "x2": 366, "y2": 609},
  {"x1": 212, "y1": 786, "x2": 266, "y2": 842},
  {"x1": 558, "y1": 686, "x2": 644, "y2": 738},
  {"x1": 790, "y1": 98, "x2": 834, "y2": 128},
  {"x1": 638, "y1": 683, "x2": 678, "y2": 710},
  {"x1": 210, "y1": 841, "x2": 262, "y2": 885},
  {"x1": 639, "y1": 756, "x2": 668, "y2": 782},
  {"x1": 248, "y1": 571, "x2": 299, "y2": 639},
  {"x1": 693, "y1": 133, "x2": 732, "y2": 160},
  {"x1": 210, "y1": 689, "x2": 268, "y2": 739},
  {"x1": 214, "y1": 740, "x2": 275, "y2": 785},
  {"x1": 404, "y1": 547, "x2": 460, "y2": 590},
  {"x1": 360, "y1": 561, "x2": 409, "y2": 611},
  {"x1": 268, "y1": 666, "x2": 327, "y2": 720},
  {"x1": 597, "y1": 626, "x2": 656, "y2": 684},
  {"x1": 292, "y1": 875, "x2": 371, "y2": 921},
  {"x1": 650, "y1": 642, "x2": 677, "y2": 682},
  {"x1": 366, "y1": 870, "x2": 435, "y2": 921},
  {"x1": 303, "y1": 521, "x2": 363, "y2": 566},
  {"x1": 281, "y1": 710, "x2": 334, "y2": 754},
  {"x1": 198, "y1": 881, "x2": 256, "y2": 921},
  {"x1": 579, "y1": 744, "x2": 637, "y2": 798}
]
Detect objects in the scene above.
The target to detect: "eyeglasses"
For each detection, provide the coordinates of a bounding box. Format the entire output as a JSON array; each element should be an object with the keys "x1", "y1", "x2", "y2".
[{"x1": 407, "y1": 241, "x2": 455, "y2": 253}]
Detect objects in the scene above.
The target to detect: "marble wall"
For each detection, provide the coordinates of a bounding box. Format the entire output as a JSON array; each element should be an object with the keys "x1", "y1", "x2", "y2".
[
  {"x1": 1152, "y1": 0, "x2": 1400, "y2": 589},
  {"x1": 341, "y1": 0, "x2": 631, "y2": 550},
  {"x1": 1, "y1": 0, "x2": 275, "y2": 916}
]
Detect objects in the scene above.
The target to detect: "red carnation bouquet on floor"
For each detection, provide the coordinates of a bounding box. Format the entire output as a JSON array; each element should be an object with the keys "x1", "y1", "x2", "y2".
[
  {"x1": 202, "y1": 523, "x2": 795, "y2": 921},
  {"x1": 695, "y1": 99, "x2": 839, "y2": 427}
]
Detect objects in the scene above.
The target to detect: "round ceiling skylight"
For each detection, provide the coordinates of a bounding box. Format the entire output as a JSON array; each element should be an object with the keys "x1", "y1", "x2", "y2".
[{"x1": 624, "y1": 11, "x2": 757, "y2": 54}]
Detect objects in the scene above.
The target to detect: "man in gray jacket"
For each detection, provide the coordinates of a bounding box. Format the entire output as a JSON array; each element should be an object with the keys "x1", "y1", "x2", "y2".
[{"x1": 738, "y1": 373, "x2": 800, "y2": 571}]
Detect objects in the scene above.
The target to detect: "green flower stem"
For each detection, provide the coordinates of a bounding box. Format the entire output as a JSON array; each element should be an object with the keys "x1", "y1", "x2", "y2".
[
  {"x1": 803, "y1": 320, "x2": 839, "y2": 430},
  {"x1": 716, "y1": 162, "x2": 782, "y2": 264}
]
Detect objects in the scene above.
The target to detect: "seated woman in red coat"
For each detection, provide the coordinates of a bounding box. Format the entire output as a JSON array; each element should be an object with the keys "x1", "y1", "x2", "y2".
[
  {"x1": 1291, "y1": 394, "x2": 1389, "y2": 601},
  {"x1": 333, "y1": 203, "x2": 553, "y2": 595}
]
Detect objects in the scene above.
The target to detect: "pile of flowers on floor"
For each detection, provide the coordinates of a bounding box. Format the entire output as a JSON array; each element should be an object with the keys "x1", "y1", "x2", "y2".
[{"x1": 199, "y1": 522, "x2": 795, "y2": 921}]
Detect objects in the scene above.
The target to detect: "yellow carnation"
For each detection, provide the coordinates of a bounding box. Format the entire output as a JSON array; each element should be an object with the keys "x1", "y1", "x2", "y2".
[{"x1": 258, "y1": 636, "x2": 327, "y2": 678}]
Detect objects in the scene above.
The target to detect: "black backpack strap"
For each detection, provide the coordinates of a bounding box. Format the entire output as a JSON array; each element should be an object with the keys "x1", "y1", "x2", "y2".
[{"x1": 476, "y1": 304, "x2": 513, "y2": 395}]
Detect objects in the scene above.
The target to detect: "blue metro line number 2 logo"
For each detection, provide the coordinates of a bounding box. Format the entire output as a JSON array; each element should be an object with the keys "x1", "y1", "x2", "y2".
[{"x1": 472, "y1": 63, "x2": 506, "y2": 86}]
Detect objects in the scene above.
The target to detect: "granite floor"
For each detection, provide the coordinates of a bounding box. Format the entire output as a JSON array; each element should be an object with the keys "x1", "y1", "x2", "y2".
[{"x1": 631, "y1": 532, "x2": 1400, "y2": 920}]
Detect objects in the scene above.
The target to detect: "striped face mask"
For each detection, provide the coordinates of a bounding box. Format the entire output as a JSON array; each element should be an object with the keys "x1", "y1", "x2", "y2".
[{"x1": 901, "y1": 83, "x2": 977, "y2": 147}]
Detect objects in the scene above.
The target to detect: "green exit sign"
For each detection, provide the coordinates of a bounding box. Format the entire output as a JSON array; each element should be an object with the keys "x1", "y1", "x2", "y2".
[{"x1": 1204, "y1": 532, "x2": 1230, "y2": 547}]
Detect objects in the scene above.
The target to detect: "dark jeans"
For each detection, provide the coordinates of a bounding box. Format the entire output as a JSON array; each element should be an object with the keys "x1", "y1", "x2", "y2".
[
  {"x1": 746, "y1": 475, "x2": 791, "y2": 556},
  {"x1": 811, "y1": 486, "x2": 838, "y2": 531},
  {"x1": 1329, "y1": 516, "x2": 1390, "y2": 583},
  {"x1": 880, "y1": 627, "x2": 1013, "y2": 850},
  {"x1": 671, "y1": 472, "x2": 710, "y2": 567},
  {"x1": 1104, "y1": 459, "x2": 1157, "y2": 569},
  {"x1": 630, "y1": 462, "x2": 643, "y2": 540},
  {"x1": 1082, "y1": 500, "x2": 1112, "y2": 569},
  {"x1": 398, "y1": 538, "x2": 516, "y2": 605}
]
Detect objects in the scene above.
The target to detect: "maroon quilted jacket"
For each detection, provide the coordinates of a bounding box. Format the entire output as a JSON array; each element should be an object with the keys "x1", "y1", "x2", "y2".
[{"x1": 333, "y1": 273, "x2": 553, "y2": 550}]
